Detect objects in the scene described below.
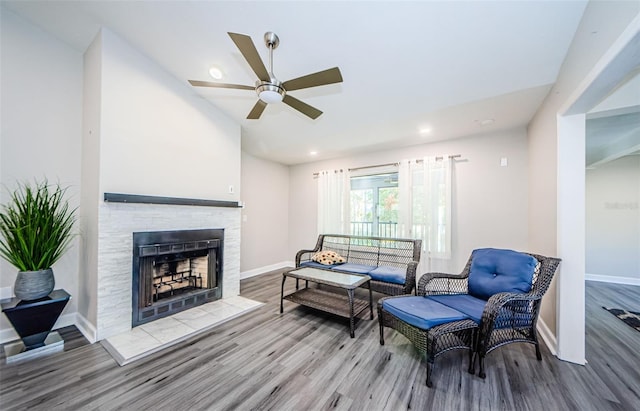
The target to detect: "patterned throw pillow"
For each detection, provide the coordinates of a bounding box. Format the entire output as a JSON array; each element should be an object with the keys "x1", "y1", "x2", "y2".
[{"x1": 311, "y1": 250, "x2": 346, "y2": 265}]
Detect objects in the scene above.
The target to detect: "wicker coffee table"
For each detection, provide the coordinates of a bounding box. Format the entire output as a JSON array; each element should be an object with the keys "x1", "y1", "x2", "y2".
[{"x1": 280, "y1": 267, "x2": 373, "y2": 337}]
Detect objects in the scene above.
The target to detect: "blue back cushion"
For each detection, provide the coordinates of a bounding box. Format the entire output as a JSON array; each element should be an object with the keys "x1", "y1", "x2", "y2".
[{"x1": 468, "y1": 248, "x2": 537, "y2": 300}]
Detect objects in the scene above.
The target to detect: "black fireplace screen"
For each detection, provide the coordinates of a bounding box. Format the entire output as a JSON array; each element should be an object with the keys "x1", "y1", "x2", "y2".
[{"x1": 132, "y1": 229, "x2": 223, "y2": 326}]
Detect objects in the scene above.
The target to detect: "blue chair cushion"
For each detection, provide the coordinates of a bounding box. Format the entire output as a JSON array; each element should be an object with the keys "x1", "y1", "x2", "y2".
[
  {"x1": 299, "y1": 261, "x2": 342, "y2": 269},
  {"x1": 467, "y1": 248, "x2": 537, "y2": 300},
  {"x1": 382, "y1": 296, "x2": 470, "y2": 330},
  {"x1": 426, "y1": 294, "x2": 487, "y2": 324},
  {"x1": 331, "y1": 263, "x2": 376, "y2": 274},
  {"x1": 368, "y1": 266, "x2": 406, "y2": 285}
]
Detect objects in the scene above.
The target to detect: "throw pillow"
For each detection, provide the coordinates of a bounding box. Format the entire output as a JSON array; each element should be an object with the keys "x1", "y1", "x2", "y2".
[{"x1": 312, "y1": 250, "x2": 346, "y2": 265}]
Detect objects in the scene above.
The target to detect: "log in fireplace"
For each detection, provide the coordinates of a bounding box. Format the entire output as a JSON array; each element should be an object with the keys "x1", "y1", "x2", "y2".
[{"x1": 132, "y1": 228, "x2": 223, "y2": 326}]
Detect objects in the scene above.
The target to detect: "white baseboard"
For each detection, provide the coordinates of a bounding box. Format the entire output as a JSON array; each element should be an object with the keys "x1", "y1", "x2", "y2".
[
  {"x1": 240, "y1": 261, "x2": 294, "y2": 279},
  {"x1": 536, "y1": 318, "x2": 557, "y2": 357},
  {"x1": 0, "y1": 312, "x2": 77, "y2": 344},
  {"x1": 585, "y1": 273, "x2": 640, "y2": 286},
  {"x1": 75, "y1": 312, "x2": 98, "y2": 343}
]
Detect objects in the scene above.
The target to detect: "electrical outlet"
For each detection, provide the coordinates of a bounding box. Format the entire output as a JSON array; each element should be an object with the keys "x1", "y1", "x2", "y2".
[{"x1": 500, "y1": 157, "x2": 508, "y2": 167}]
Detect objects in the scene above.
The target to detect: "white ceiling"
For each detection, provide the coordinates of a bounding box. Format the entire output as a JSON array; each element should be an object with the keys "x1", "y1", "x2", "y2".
[{"x1": 2, "y1": 0, "x2": 589, "y2": 165}]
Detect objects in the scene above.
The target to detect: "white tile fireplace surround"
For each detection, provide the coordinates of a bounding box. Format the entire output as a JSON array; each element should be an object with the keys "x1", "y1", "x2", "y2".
[{"x1": 95, "y1": 201, "x2": 241, "y2": 341}]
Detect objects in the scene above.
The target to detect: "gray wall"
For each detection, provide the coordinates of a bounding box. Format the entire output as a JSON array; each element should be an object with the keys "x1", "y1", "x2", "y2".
[
  {"x1": 287, "y1": 128, "x2": 530, "y2": 278},
  {"x1": 0, "y1": 8, "x2": 83, "y2": 338},
  {"x1": 586, "y1": 155, "x2": 640, "y2": 282},
  {"x1": 240, "y1": 152, "x2": 290, "y2": 276},
  {"x1": 527, "y1": 0, "x2": 640, "y2": 336}
]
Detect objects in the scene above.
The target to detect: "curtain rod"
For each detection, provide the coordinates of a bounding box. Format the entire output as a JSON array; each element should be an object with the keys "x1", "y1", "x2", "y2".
[{"x1": 312, "y1": 154, "x2": 461, "y2": 176}]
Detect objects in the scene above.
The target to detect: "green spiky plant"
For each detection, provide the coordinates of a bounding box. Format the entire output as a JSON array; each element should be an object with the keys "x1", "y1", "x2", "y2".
[{"x1": 0, "y1": 180, "x2": 76, "y2": 272}]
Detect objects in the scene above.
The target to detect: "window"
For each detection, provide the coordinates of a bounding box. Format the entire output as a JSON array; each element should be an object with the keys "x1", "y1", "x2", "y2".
[{"x1": 350, "y1": 173, "x2": 398, "y2": 238}]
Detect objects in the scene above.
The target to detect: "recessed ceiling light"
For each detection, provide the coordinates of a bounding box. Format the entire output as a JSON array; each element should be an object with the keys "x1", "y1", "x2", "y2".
[
  {"x1": 309, "y1": 151, "x2": 318, "y2": 156},
  {"x1": 419, "y1": 127, "x2": 432, "y2": 135},
  {"x1": 209, "y1": 66, "x2": 223, "y2": 80},
  {"x1": 476, "y1": 118, "x2": 495, "y2": 126}
]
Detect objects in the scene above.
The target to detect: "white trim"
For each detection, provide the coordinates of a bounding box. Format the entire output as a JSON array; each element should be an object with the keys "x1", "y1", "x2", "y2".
[
  {"x1": 240, "y1": 261, "x2": 294, "y2": 279},
  {"x1": 537, "y1": 318, "x2": 557, "y2": 357},
  {"x1": 75, "y1": 312, "x2": 98, "y2": 343},
  {"x1": 585, "y1": 274, "x2": 640, "y2": 286},
  {"x1": 0, "y1": 312, "x2": 76, "y2": 344},
  {"x1": 556, "y1": 114, "x2": 587, "y2": 365}
]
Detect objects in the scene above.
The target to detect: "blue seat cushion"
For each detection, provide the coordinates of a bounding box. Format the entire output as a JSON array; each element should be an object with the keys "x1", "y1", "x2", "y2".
[
  {"x1": 382, "y1": 296, "x2": 470, "y2": 330},
  {"x1": 369, "y1": 266, "x2": 406, "y2": 285},
  {"x1": 468, "y1": 248, "x2": 537, "y2": 300},
  {"x1": 299, "y1": 261, "x2": 342, "y2": 269},
  {"x1": 426, "y1": 294, "x2": 486, "y2": 324},
  {"x1": 331, "y1": 263, "x2": 376, "y2": 274}
]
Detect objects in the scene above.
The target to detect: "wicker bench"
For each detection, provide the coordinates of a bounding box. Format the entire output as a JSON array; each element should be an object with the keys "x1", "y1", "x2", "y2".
[{"x1": 295, "y1": 234, "x2": 422, "y2": 295}]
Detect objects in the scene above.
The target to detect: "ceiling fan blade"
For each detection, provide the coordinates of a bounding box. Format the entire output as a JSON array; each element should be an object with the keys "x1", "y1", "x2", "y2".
[
  {"x1": 188, "y1": 80, "x2": 254, "y2": 90},
  {"x1": 228, "y1": 32, "x2": 271, "y2": 82},
  {"x1": 247, "y1": 100, "x2": 267, "y2": 119},
  {"x1": 283, "y1": 95, "x2": 322, "y2": 119},
  {"x1": 282, "y1": 67, "x2": 343, "y2": 91}
]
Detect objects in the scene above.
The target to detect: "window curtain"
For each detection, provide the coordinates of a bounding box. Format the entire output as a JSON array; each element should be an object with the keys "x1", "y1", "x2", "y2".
[
  {"x1": 422, "y1": 156, "x2": 452, "y2": 260},
  {"x1": 397, "y1": 159, "x2": 414, "y2": 238},
  {"x1": 398, "y1": 156, "x2": 453, "y2": 271},
  {"x1": 317, "y1": 169, "x2": 350, "y2": 235}
]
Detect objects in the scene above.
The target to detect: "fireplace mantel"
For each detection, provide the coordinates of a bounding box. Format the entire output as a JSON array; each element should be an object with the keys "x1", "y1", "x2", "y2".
[{"x1": 104, "y1": 192, "x2": 242, "y2": 208}]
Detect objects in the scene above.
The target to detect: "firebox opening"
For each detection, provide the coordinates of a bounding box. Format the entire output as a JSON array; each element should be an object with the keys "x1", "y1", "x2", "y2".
[
  {"x1": 151, "y1": 249, "x2": 210, "y2": 302},
  {"x1": 132, "y1": 229, "x2": 224, "y2": 327}
]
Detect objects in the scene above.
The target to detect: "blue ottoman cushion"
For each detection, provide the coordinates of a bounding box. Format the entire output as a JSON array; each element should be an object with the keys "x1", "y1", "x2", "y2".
[
  {"x1": 468, "y1": 248, "x2": 537, "y2": 300},
  {"x1": 369, "y1": 266, "x2": 406, "y2": 285},
  {"x1": 427, "y1": 294, "x2": 487, "y2": 324},
  {"x1": 382, "y1": 296, "x2": 470, "y2": 330}
]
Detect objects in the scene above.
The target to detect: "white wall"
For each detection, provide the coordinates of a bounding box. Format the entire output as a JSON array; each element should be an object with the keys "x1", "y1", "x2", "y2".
[
  {"x1": 76, "y1": 28, "x2": 242, "y2": 340},
  {"x1": 288, "y1": 128, "x2": 530, "y2": 277},
  {"x1": 240, "y1": 152, "x2": 290, "y2": 276},
  {"x1": 527, "y1": 0, "x2": 640, "y2": 354},
  {"x1": 0, "y1": 9, "x2": 82, "y2": 339},
  {"x1": 99, "y1": 29, "x2": 240, "y2": 200},
  {"x1": 586, "y1": 155, "x2": 640, "y2": 283}
]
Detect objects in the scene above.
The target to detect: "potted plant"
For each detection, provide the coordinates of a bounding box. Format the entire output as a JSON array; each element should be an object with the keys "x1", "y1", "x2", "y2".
[{"x1": 0, "y1": 180, "x2": 76, "y2": 301}]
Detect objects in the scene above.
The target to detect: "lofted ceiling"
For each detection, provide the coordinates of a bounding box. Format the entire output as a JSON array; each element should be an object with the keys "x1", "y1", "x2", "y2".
[{"x1": 2, "y1": 1, "x2": 590, "y2": 165}]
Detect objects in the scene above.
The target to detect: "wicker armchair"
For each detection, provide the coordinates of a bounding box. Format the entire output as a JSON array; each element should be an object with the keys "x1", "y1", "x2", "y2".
[
  {"x1": 378, "y1": 248, "x2": 561, "y2": 387},
  {"x1": 419, "y1": 250, "x2": 561, "y2": 379}
]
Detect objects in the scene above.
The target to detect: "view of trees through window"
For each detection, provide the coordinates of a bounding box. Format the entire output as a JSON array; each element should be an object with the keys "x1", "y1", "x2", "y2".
[{"x1": 350, "y1": 173, "x2": 398, "y2": 238}]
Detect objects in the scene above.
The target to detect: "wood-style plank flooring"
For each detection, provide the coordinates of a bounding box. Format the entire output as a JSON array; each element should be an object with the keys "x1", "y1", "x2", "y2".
[{"x1": 0, "y1": 272, "x2": 638, "y2": 410}]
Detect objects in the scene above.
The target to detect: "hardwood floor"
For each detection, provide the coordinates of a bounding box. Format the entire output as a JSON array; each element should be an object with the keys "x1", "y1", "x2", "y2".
[{"x1": 1, "y1": 273, "x2": 638, "y2": 410}]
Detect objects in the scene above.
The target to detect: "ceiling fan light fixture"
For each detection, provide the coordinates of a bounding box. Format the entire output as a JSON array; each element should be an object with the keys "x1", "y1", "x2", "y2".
[
  {"x1": 256, "y1": 82, "x2": 285, "y2": 104},
  {"x1": 208, "y1": 66, "x2": 223, "y2": 79}
]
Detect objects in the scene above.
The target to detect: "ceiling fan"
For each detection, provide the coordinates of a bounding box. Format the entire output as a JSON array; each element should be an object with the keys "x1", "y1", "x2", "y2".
[{"x1": 189, "y1": 32, "x2": 343, "y2": 120}]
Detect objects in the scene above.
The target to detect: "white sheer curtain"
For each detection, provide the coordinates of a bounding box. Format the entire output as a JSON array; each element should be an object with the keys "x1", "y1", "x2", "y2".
[
  {"x1": 398, "y1": 156, "x2": 453, "y2": 272},
  {"x1": 397, "y1": 159, "x2": 414, "y2": 238},
  {"x1": 317, "y1": 170, "x2": 350, "y2": 235},
  {"x1": 422, "y1": 156, "x2": 452, "y2": 260}
]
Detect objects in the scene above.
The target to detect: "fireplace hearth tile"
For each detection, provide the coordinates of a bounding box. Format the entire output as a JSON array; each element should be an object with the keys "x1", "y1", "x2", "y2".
[
  {"x1": 102, "y1": 326, "x2": 162, "y2": 364},
  {"x1": 101, "y1": 296, "x2": 263, "y2": 366},
  {"x1": 171, "y1": 307, "x2": 219, "y2": 330},
  {"x1": 139, "y1": 317, "x2": 196, "y2": 344}
]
